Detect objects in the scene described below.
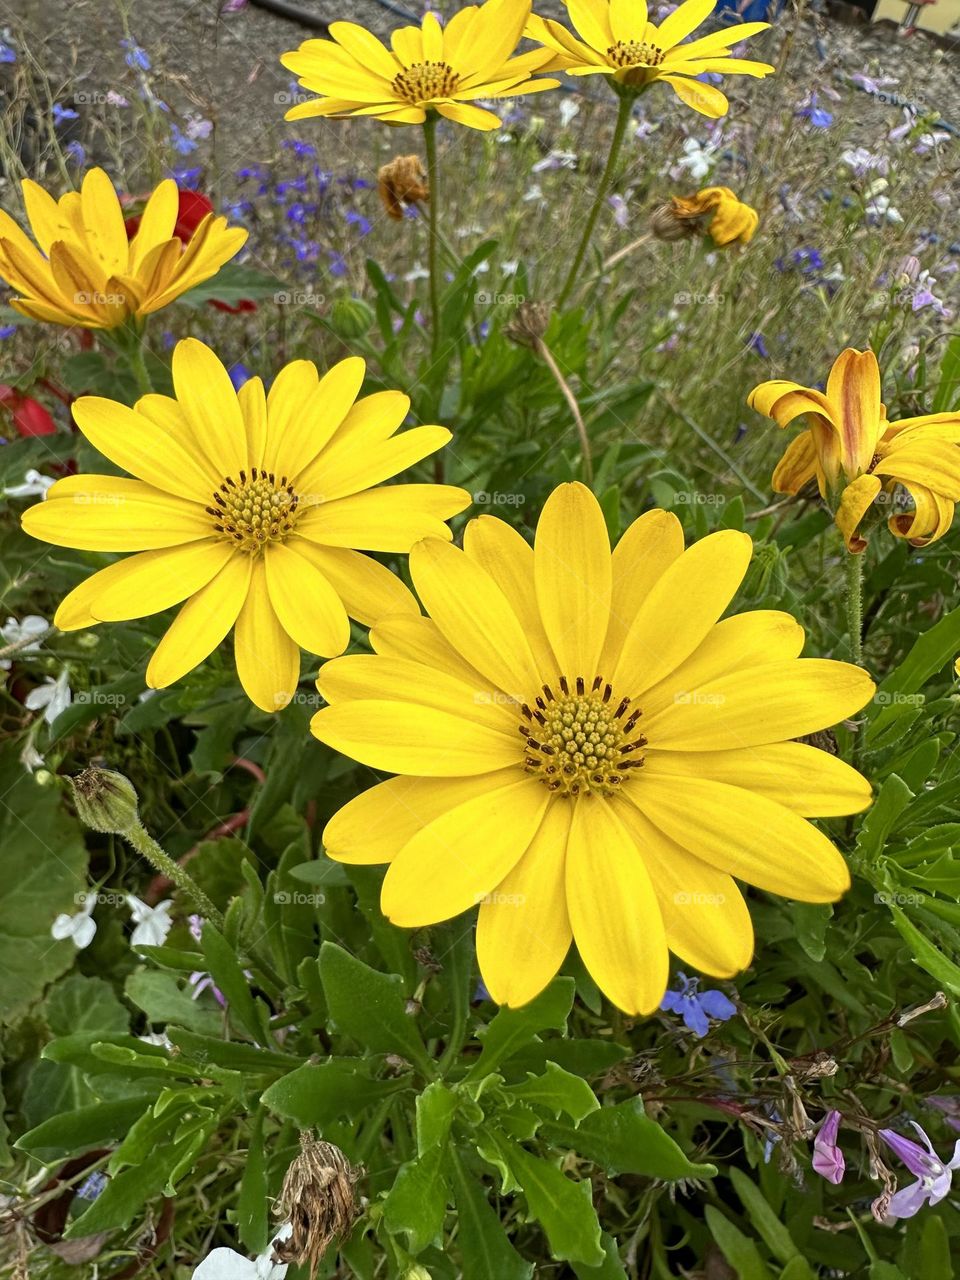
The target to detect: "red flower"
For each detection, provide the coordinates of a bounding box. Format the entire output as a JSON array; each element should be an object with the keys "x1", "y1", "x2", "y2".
[{"x1": 0, "y1": 385, "x2": 57, "y2": 437}]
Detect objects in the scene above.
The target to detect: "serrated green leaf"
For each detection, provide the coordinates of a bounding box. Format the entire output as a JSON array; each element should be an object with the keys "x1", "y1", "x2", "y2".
[
  {"x1": 319, "y1": 941, "x2": 432, "y2": 1073},
  {"x1": 465, "y1": 978, "x2": 575, "y2": 1083},
  {"x1": 506, "y1": 1062, "x2": 599, "y2": 1122},
  {"x1": 500, "y1": 1137, "x2": 604, "y2": 1266},
  {"x1": 544, "y1": 1098, "x2": 716, "y2": 1180},
  {"x1": 383, "y1": 1143, "x2": 449, "y2": 1253},
  {"x1": 261, "y1": 1059, "x2": 405, "y2": 1128},
  {"x1": 450, "y1": 1152, "x2": 533, "y2": 1280}
]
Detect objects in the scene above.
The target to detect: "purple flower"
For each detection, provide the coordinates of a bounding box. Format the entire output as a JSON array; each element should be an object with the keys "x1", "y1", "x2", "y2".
[
  {"x1": 229, "y1": 363, "x2": 253, "y2": 391},
  {"x1": 0, "y1": 325, "x2": 17, "y2": 340},
  {"x1": 879, "y1": 1122, "x2": 960, "y2": 1219},
  {"x1": 51, "y1": 102, "x2": 79, "y2": 127},
  {"x1": 928, "y1": 1096, "x2": 960, "y2": 1134},
  {"x1": 345, "y1": 209, "x2": 372, "y2": 237},
  {"x1": 660, "y1": 972, "x2": 736, "y2": 1038},
  {"x1": 0, "y1": 41, "x2": 16, "y2": 63},
  {"x1": 608, "y1": 194, "x2": 629, "y2": 229},
  {"x1": 121, "y1": 39, "x2": 151, "y2": 72},
  {"x1": 170, "y1": 124, "x2": 197, "y2": 156},
  {"x1": 282, "y1": 139, "x2": 316, "y2": 158},
  {"x1": 190, "y1": 971, "x2": 226, "y2": 1007},
  {"x1": 747, "y1": 332, "x2": 769, "y2": 358},
  {"x1": 76, "y1": 1171, "x2": 108, "y2": 1201},
  {"x1": 65, "y1": 141, "x2": 86, "y2": 166},
  {"x1": 796, "y1": 94, "x2": 832, "y2": 129},
  {"x1": 812, "y1": 1110, "x2": 845, "y2": 1184}
]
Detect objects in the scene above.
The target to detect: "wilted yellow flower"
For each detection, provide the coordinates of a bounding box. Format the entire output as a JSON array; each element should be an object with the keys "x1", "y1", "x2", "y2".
[
  {"x1": 311, "y1": 483, "x2": 873, "y2": 1015},
  {"x1": 22, "y1": 339, "x2": 469, "y2": 711},
  {"x1": 750, "y1": 348, "x2": 960, "y2": 552},
  {"x1": 0, "y1": 168, "x2": 246, "y2": 329},
  {"x1": 378, "y1": 155, "x2": 429, "y2": 220},
  {"x1": 526, "y1": 0, "x2": 774, "y2": 118},
  {"x1": 280, "y1": 0, "x2": 558, "y2": 132},
  {"x1": 654, "y1": 186, "x2": 758, "y2": 246}
]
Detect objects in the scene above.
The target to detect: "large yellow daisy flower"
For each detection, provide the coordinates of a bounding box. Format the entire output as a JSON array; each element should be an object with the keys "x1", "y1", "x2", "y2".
[
  {"x1": 280, "y1": 0, "x2": 558, "y2": 132},
  {"x1": 0, "y1": 169, "x2": 246, "y2": 329},
  {"x1": 526, "y1": 0, "x2": 775, "y2": 118},
  {"x1": 310, "y1": 483, "x2": 874, "y2": 1014},
  {"x1": 749, "y1": 348, "x2": 960, "y2": 552},
  {"x1": 21, "y1": 339, "x2": 469, "y2": 712}
]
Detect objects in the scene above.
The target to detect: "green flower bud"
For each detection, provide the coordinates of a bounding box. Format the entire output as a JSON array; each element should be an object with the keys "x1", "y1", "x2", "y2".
[
  {"x1": 69, "y1": 767, "x2": 140, "y2": 835},
  {"x1": 329, "y1": 296, "x2": 374, "y2": 340}
]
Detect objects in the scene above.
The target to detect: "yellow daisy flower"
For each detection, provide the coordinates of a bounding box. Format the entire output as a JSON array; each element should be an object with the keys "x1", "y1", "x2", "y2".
[
  {"x1": 310, "y1": 482, "x2": 874, "y2": 1014},
  {"x1": 653, "y1": 186, "x2": 758, "y2": 246},
  {"x1": 21, "y1": 339, "x2": 470, "y2": 712},
  {"x1": 280, "y1": 0, "x2": 558, "y2": 132},
  {"x1": 526, "y1": 0, "x2": 774, "y2": 118},
  {"x1": 0, "y1": 168, "x2": 246, "y2": 329},
  {"x1": 749, "y1": 348, "x2": 960, "y2": 552}
]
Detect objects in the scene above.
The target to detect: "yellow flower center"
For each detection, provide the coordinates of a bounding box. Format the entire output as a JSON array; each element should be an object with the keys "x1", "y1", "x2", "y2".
[
  {"x1": 607, "y1": 39, "x2": 665, "y2": 69},
  {"x1": 392, "y1": 61, "x2": 461, "y2": 104},
  {"x1": 519, "y1": 676, "x2": 646, "y2": 797},
  {"x1": 207, "y1": 468, "x2": 300, "y2": 554}
]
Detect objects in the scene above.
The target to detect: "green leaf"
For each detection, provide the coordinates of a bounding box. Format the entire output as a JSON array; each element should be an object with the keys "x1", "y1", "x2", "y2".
[
  {"x1": 855, "y1": 774, "x2": 913, "y2": 862},
  {"x1": 729, "y1": 1168, "x2": 801, "y2": 1265},
  {"x1": 506, "y1": 1062, "x2": 599, "y2": 1122},
  {"x1": 318, "y1": 941, "x2": 432, "y2": 1073},
  {"x1": 44, "y1": 973, "x2": 129, "y2": 1036},
  {"x1": 704, "y1": 1206, "x2": 775, "y2": 1280},
  {"x1": 179, "y1": 263, "x2": 283, "y2": 307},
  {"x1": 932, "y1": 334, "x2": 960, "y2": 412},
  {"x1": 200, "y1": 923, "x2": 267, "y2": 1042},
  {"x1": 261, "y1": 1059, "x2": 406, "y2": 1128},
  {"x1": 571, "y1": 1233, "x2": 628, "y2": 1279},
  {"x1": 238, "y1": 1105, "x2": 270, "y2": 1253},
  {"x1": 450, "y1": 1152, "x2": 533, "y2": 1280},
  {"x1": 0, "y1": 748, "x2": 88, "y2": 1021},
  {"x1": 792, "y1": 903, "x2": 832, "y2": 963},
  {"x1": 16, "y1": 1096, "x2": 155, "y2": 1163},
  {"x1": 867, "y1": 605, "x2": 960, "y2": 743},
  {"x1": 888, "y1": 903, "x2": 960, "y2": 994},
  {"x1": 383, "y1": 1144, "x2": 449, "y2": 1253},
  {"x1": 499, "y1": 1137, "x2": 604, "y2": 1267},
  {"x1": 465, "y1": 979, "x2": 575, "y2": 1083},
  {"x1": 417, "y1": 1081, "x2": 459, "y2": 1154},
  {"x1": 544, "y1": 1098, "x2": 716, "y2": 1180},
  {"x1": 124, "y1": 969, "x2": 222, "y2": 1034}
]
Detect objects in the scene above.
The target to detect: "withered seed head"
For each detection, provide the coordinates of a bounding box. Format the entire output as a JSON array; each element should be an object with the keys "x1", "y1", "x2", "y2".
[
  {"x1": 503, "y1": 300, "x2": 552, "y2": 349},
  {"x1": 274, "y1": 1135, "x2": 362, "y2": 1279},
  {"x1": 378, "y1": 155, "x2": 430, "y2": 221},
  {"x1": 649, "y1": 199, "x2": 702, "y2": 242},
  {"x1": 69, "y1": 767, "x2": 140, "y2": 835}
]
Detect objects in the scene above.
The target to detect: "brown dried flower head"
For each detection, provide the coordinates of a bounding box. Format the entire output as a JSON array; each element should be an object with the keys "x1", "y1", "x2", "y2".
[
  {"x1": 274, "y1": 1135, "x2": 362, "y2": 1279},
  {"x1": 503, "y1": 300, "x2": 552, "y2": 349},
  {"x1": 378, "y1": 155, "x2": 429, "y2": 221}
]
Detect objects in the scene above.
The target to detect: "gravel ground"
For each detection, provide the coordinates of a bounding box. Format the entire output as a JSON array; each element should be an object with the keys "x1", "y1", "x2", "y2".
[{"x1": 3, "y1": 0, "x2": 958, "y2": 187}]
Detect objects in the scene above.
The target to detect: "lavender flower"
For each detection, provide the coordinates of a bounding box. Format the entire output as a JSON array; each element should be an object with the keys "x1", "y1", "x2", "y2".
[
  {"x1": 660, "y1": 972, "x2": 736, "y2": 1038},
  {"x1": 812, "y1": 1110, "x2": 845, "y2": 1184},
  {"x1": 879, "y1": 1122, "x2": 960, "y2": 1219}
]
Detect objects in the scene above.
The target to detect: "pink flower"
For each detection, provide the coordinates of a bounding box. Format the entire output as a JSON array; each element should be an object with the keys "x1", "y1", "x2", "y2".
[{"x1": 812, "y1": 1110, "x2": 845, "y2": 1184}]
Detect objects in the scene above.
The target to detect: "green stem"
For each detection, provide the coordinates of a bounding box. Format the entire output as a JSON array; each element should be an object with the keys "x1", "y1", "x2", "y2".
[
  {"x1": 423, "y1": 112, "x2": 442, "y2": 366},
  {"x1": 845, "y1": 550, "x2": 865, "y2": 666},
  {"x1": 124, "y1": 821, "x2": 225, "y2": 930},
  {"x1": 557, "y1": 91, "x2": 633, "y2": 308},
  {"x1": 126, "y1": 338, "x2": 153, "y2": 398}
]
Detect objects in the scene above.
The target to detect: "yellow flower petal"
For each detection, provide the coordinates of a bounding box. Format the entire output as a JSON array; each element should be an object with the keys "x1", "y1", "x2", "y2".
[
  {"x1": 234, "y1": 558, "x2": 301, "y2": 712},
  {"x1": 567, "y1": 0, "x2": 613, "y2": 49},
  {"x1": 615, "y1": 798, "x2": 753, "y2": 977},
  {"x1": 566, "y1": 796, "x2": 668, "y2": 1014},
  {"x1": 534, "y1": 481, "x2": 612, "y2": 682},
  {"x1": 643, "y1": 658, "x2": 875, "y2": 750},
  {"x1": 643, "y1": 741, "x2": 872, "y2": 816},
  {"x1": 370, "y1": 615, "x2": 490, "y2": 686},
  {"x1": 826, "y1": 348, "x2": 883, "y2": 478},
  {"x1": 410, "y1": 537, "x2": 542, "y2": 699},
  {"x1": 631, "y1": 777, "x2": 851, "y2": 901},
  {"x1": 307, "y1": 425, "x2": 452, "y2": 504},
  {"x1": 310, "y1": 700, "x2": 520, "y2": 775},
  {"x1": 324, "y1": 772, "x2": 514, "y2": 864},
  {"x1": 381, "y1": 775, "x2": 549, "y2": 926},
  {"x1": 772, "y1": 429, "x2": 819, "y2": 495},
  {"x1": 147, "y1": 554, "x2": 252, "y2": 689},
  {"x1": 264, "y1": 541, "x2": 350, "y2": 657},
  {"x1": 477, "y1": 799, "x2": 573, "y2": 1007},
  {"x1": 435, "y1": 102, "x2": 502, "y2": 131},
  {"x1": 612, "y1": 529, "x2": 752, "y2": 695},
  {"x1": 317, "y1": 654, "x2": 512, "y2": 731},
  {"x1": 22, "y1": 478, "x2": 210, "y2": 551},
  {"x1": 273, "y1": 357, "x2": 366, "y2": 483},
  {"x1": 81, "y1": 540, "x2": 233, "y2": 623},
  {"x1": 609, "y1": 0, "x2": 648, "y2": 42},
  {"x1": 171, "y1": 338, "x2": 247, "y2": 479},
  {"x1": 329, "y1": 21, "x2": 400, "y2": 79},
  {"x1": 835, "y1": 473, "x2": 882, "y2": 553},
  {"x1": 655, "y1": 0, "x2": 714, "y2": 48},
  {"x1": 658, "y1": 73, "x2": 729, "y2": 118},
  {"x1": 291, "y1": 541, "x2": 418, "y2": 627},
  {"x1": 600, "y1": 508, "x2": 684, "y2": 672},
  {"x1": 238, "y1": 376, "x2": 269, "y2": 473},
  {"x1": 296, "y1": 485, "x2": 469, "y2": 552}
]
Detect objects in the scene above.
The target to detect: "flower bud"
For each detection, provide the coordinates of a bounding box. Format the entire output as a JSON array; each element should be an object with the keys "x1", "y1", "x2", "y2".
[
  {"x1": 895, "y1": 254, "x2": 920, "y2": 285},
  {"x1": 650, "y1": 200, "x2": 700, "y2": 242},
  {"x1": 69, "y1": 767, "x2": 140, "y2": 835},
  {"x1": 329, "y1": 296, "x2": 375, "y2": 340}
]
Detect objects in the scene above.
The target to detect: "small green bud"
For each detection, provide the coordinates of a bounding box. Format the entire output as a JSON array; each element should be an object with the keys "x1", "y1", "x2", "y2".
[
  {"x1": 69, "y1": 767, "x2": 140, "y2": 835},
  {"x1": 329, "y1": 296, "x2": 374, "y2": 340},
  {"x1": 402, "y1": 1268, "x2": 432, "y2": 1280},
  {"x1": 34, "y1": 769, "x2": 55, "y2": 787}
]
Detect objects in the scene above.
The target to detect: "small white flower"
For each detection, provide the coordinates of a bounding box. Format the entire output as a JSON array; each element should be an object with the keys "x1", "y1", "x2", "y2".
[
  {"x1": 3, "y1": 469, "x2": 55, "y2": 499},
  {"x1": 0, "y1": 614, "x2": 49, "y2": 670},
  {"x1": 531, "y1": 149, "x2": 577, "y2": 173},
  {"x1": 403, "y1": 262, "x2": 429, "y2": 282},
  {"x1": 523, "y1": 183, "x2": 543, "y2": 202},
  {"x1": 139, "y1": 1031, "x2": 173, "y2": 1049},
  {"x1": 24, "y1": 667, "x2": 71, "y2": 724},
  {"x1": 126, "y1": 896, "x2": 174, "y2": 948},
  {"x1": 21, "y1": 742, "x2": 45, "y2": 772},
  {"x1": 51, "y1": 893, "x2": 97, "y2": 949},
  {"x1": 559, "y1": 97, "x2": 580, "y2": 128},
  {"x1": 675, "y1": 136, "x2": 720, "y2": 180},
  {"x1": 192, "y1": 1224, "x2": 293, "y2": 1280}
]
